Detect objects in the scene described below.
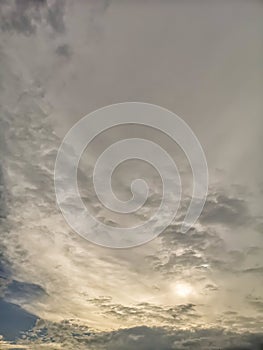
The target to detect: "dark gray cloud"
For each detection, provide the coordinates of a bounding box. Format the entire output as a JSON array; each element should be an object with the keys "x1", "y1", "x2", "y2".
[
  {"x1": 200, "y1": 193, "x2": 252, "y2": 227},
  {"x1": 46, "y1": 0, "x2": 65, "y2": 33},
  {"x1": 4, "y1": 280, "x2": 46, "y2": 304},
  {"x1": 96, "y1": 328, "x2": 263, "y2": 350},
  {"x1": 0, "y1": 165, "x2": 7, "y2": 219},
  {"x1": 55, "y1": 43, "x2": 71, "y2": 57},
  {"x1": 0, "y1": 0, "x2": 65, "y2": 35}
]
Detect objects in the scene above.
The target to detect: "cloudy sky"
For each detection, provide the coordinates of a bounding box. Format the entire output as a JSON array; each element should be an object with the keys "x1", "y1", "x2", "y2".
[{"x1": 0, "y1": 0, "x2": 263, "y2": 349}]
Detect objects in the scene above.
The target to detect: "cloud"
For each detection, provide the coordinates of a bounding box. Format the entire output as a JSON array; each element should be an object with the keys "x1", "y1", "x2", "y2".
[
  {"x1": 4, "y1": 280, "x2": 46, "y2": 304},
  {"x1": 86, "y1": 297, "x2": 199, "y2": 328},
  {"x1": 55, "y1": 43, "x2": 71, "y2": 57},
  {"x1": 4, "y1": 322, "x2": 263, "y2": 350},
  {"x1": 200, "y1": 194, "x2": 252, "y2": 227},
  {"x1": 0, "y1": 0, "x2": 262, "y2": 347},
  {"x1": 46, "y1": 0, "x2": 65, "y2": 33},
  {"x1": 0, "y1": 164, "x2": 7, "y2": 219},
  {"x1": 98, "y1": 328, "x2": 263, "y2": 350},
  {"x1": 0, "y1": 0, "x2": 65, "y2": 35}
]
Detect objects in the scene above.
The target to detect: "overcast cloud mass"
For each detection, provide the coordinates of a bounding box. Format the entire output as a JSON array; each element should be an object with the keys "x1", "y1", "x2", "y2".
[{"x1": 0, "y1": 0, "x2": 263, "y2": 349}]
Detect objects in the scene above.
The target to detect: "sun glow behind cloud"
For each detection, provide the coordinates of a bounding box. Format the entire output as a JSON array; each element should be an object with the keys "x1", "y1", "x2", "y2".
[{"x1": 174, "y1": 282, "x2": 194, "y2": 298}]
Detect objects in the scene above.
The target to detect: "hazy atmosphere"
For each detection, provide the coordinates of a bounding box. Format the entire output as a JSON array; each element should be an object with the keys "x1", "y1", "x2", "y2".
[{"x1": 0, "y1": 0, "x2": 263, "y2": 349}]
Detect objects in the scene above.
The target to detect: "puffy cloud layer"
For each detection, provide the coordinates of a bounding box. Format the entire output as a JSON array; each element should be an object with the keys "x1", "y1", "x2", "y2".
[{"x1": 2, "y1": 322, "x2": 263, "y2": 350}]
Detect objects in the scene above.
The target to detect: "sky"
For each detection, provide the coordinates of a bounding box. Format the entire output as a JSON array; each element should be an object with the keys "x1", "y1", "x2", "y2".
[{"x1": 0, "y1": 0, "x2": 263, "y2": 349}]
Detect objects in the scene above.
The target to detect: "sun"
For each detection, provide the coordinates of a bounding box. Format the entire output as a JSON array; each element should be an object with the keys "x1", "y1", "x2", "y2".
[{"x1": 174, "y1": 282, "x2": 193, "y2": 298}]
